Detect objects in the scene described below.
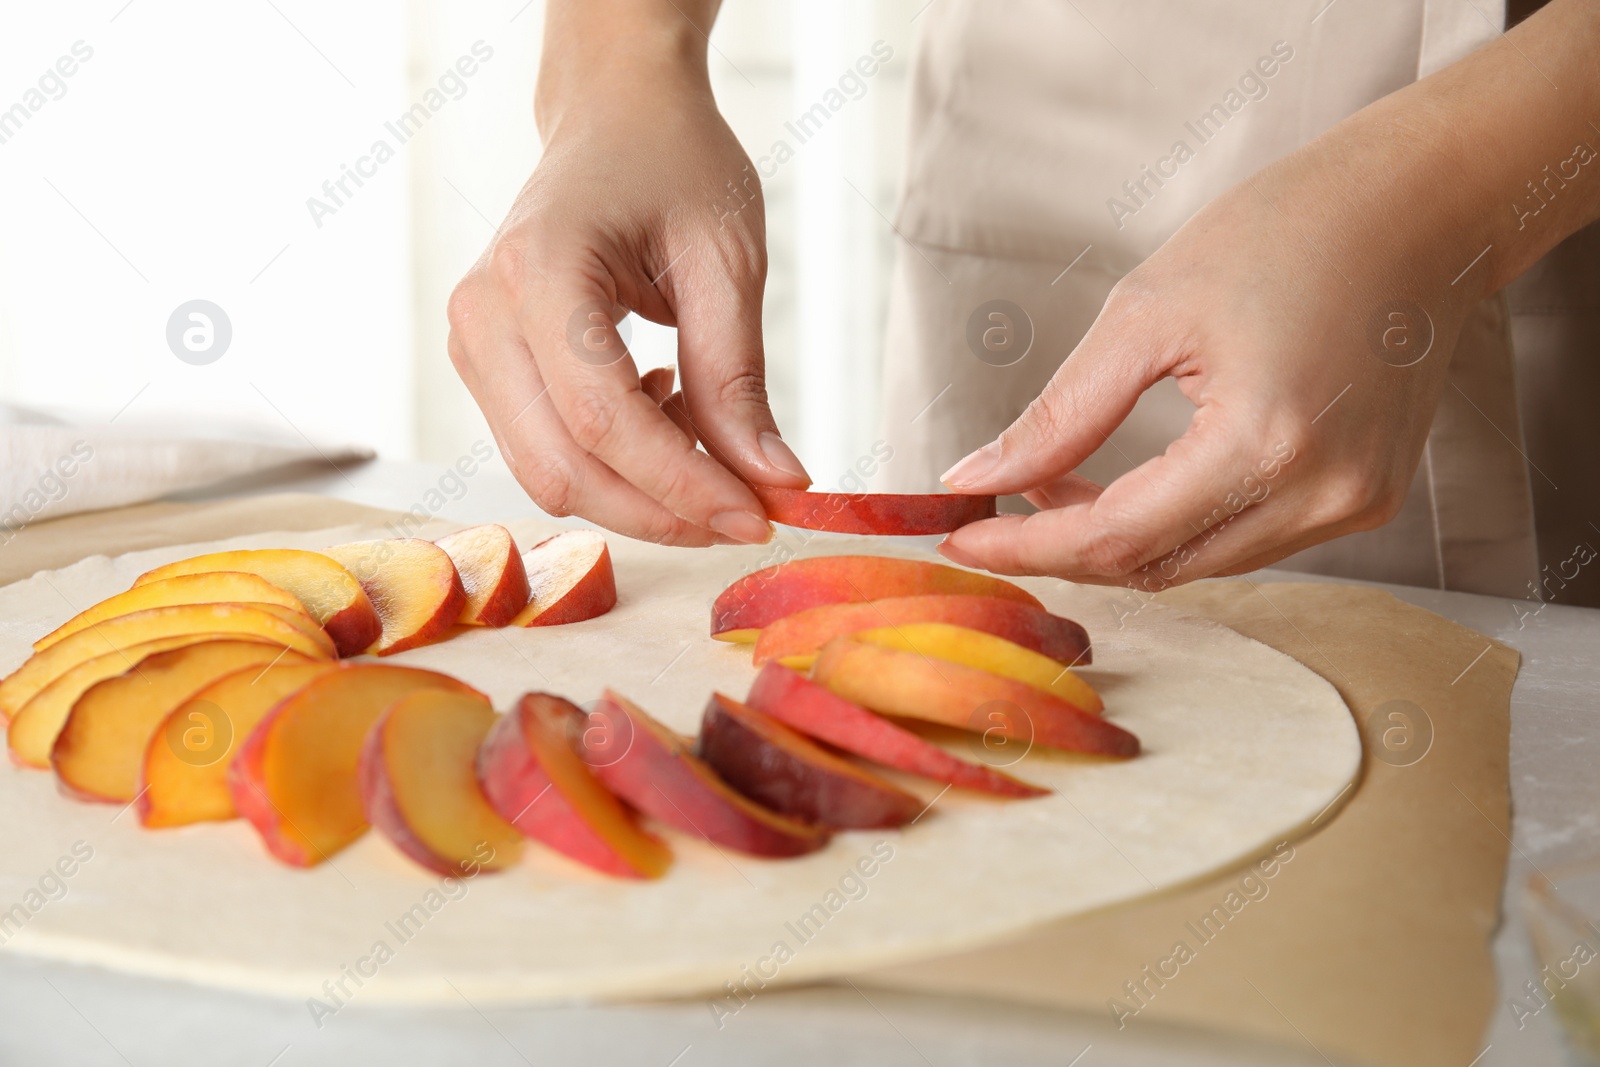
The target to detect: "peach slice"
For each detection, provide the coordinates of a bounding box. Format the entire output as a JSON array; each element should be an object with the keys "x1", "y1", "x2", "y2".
[
  {"x1": 477, "y1": 692, "x2": 671, "y2": 879},
  {"x1": 228, "y1": 665, "x2": 483, "y2": 866},
  {"x1": 9, "y1": 633, "x2": 256, "y2": 768},
  {"x1": 138, "y1": 660, "x2": 339, "y2": 828},
  {"x1": 697, "y1": 692, "x2": 922, "y2": 829},
  {"x1": 811, "y1": 639, "x2": 1139, "y2": 758},
  {"x1": 711, "y1": 555, "x2": 1043, "y2": 642},
  {"x1": 850, "y1": 623, "x2": 1103, "y2": 714},
  {"x1": 751, "y1": 486, "x2": 997, "y2": 536},
  {"x1": 745, "y1": 663, "x2": 1049, "y2": 798},
  {"x1": 509, "y1": 531, "x2": 617, "y2": 627},
  {"x1": 34, "y1": 572, "x2": 309, "y2": 652},
  {"x1": 435, "y1": 525, "x2": 530, "y2": 627},
  {"x1": 753, "y1": 595, "x2": 1091, "y2": 669},
  {"x1": 358, "y1": 689, "x2": 523, "y2": 876},
  {"x1": 322, "y1": 539, "x2": 467, "y2": 655},
  {"x1": 0, "y1": 603, "x2": 335, "y2": 721},
  {"x1": 249, "y1": 603, "x2": 340, "y2": 651},
  {"x1": 51, "y1": 640, "x2": 316, "y2": 803},
  {"x1": 134, "y1": 549, "x2": 380, "y2": 658},
  {"x1": 576, "y1": 690, "x2": 828, "y2": 857}
]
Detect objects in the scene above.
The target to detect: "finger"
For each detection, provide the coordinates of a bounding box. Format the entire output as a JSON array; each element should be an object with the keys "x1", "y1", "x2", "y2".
[
  {"x1": 1114, "y1": 496, "x2": 1296, "y2": 591},
  {"x1": 1021, "y1": 472, "x2": 1103, "y2": 512},
  {"x1": 672, "y1": 250, "x2": 811, "y2": 488},
  {"x1": 640, "y1": 365, "x2": 675, "y2": 404},
  {"x1": 448, "y1": 319, "x2": 719, "y2": 547},
  {"x1": 660, "y1": 389, "x2": 697, "y2": 445},
  {"x1": 1065, "y1": 478, "x2": 1354, "y2": 590},
  {"x1": 526, "y1": 270, "x2": 774, "y2": 544},
  {"x1": 639, "y1": 367, "x2": 698, "y2": 445},
  {"x1": 521, "y1": 271, "x2": 771, "y2": 547},
  {"x1": 941, "y1": 299, "x2": 1169, "y2": 494},
  {"x1": 943, "y1": 417, "x2": 1277, "y2": 579}
]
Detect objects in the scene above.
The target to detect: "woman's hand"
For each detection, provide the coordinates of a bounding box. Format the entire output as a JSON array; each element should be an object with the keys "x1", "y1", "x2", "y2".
[
  {"x1": 937, "y1": 0, "x2": 1600, "y2": 590},
  {"x1": 448, "y1": 4, "x2": 807, "y2": 547}
]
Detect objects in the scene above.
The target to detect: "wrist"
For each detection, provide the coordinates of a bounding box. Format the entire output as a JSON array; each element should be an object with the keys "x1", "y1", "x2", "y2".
[
  {"x1": 535, "y1": 9, "x2": 712, "y2": 142},
  {"x1": 1396, "y1": 0, "x2": 1600, "y2": 298}
]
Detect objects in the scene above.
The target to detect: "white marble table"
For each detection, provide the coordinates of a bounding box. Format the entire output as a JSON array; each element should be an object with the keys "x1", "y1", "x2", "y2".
[{"x1": 3, "y1": 458, "x2": 1593, "y2": 1067}]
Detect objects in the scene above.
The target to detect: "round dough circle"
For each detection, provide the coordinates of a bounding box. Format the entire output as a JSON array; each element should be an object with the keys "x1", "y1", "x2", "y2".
[{"x1": 0, "y1": 521, "x2": 1359, "y2": 1004}]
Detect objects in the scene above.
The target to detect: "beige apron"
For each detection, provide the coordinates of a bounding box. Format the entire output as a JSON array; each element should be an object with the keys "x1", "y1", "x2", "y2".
[{"x1": 881, "y1": 0, "x2": 1594, "y2": 604}]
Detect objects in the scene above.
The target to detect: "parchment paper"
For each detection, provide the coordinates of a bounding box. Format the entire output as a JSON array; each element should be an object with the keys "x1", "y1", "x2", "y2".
[{"x1": 863, "y1": 580, "x2": 1517, "y2": 1067}]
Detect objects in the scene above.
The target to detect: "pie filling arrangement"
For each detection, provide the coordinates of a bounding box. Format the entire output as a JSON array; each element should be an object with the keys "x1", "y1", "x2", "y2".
[{"x1": 0, "y1": 510, "x2": 1129, "y2": 882}]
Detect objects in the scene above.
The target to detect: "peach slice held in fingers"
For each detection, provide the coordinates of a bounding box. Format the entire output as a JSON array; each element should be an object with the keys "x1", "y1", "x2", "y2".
[
  {"x1": 34, "y1": 572, "x2": 310, "y2": 652},
  {"x1": 10, "y1": 633, "x2": 252, "y2": 768},
  {"x1": 435, "y1": 524, "x2": 530, "y2": 627},
  {"x1": 850, "y1": 623, "x2": 1103, "y2": 714},
  {"x1": 811, "y1": 639, "x2": 1139, "y2": 758},
  {"x1": 0, "y1": 602, "x2": 335, "y2": 721},
  {"x1": 753, "y1": 595, "x2": 1091, "y2": 669},
  {"x1": 322, "y1": 539, "x2": 467, "y2": 655},
  {"x1": 509, "y1": 531, "x2": 617, "y2": 627},
  {"x1": 51, "y1": 640, "x2": 317, "y2": 803},
  {"x1": 228, "y1": 665, "x2": 483, "y2": 867},
  {"x1": 576, "y1": 690, "x2": 828, "y2": 857},
  {"x1": 477, "y1": 692, "x2": 671, "y2": 879},
  {"x1": 696, "y1": 692, "x2": 922, "y2": 829},
  {"x1": 139, "y1": 660, "x2": 339, "y2": 828},
  {"x1": 134, "y1": 549, "x2": 380, "y2": 658},
  {"x1": 358, "y1": 689, "x2": 523, "y2": 876},
  {"x1": 750, "y1": 487, "x2": 997, "y2": 536},
  {"x1": 745, "y1": 663, "x2": 1049, "y2": 799},
  {"x1": 710, "y1": 555, "x2": 1043, "y2": 643}
]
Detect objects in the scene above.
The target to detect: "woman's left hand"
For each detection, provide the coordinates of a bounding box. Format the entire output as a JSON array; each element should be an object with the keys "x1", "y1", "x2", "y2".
[{"x1": 936, "y1": 5, "x2": 1600, "y2": 590}]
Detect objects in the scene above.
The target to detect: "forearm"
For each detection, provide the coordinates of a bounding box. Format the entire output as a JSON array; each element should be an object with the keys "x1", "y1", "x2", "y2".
[
  {"x1": 1420, "y1": 0, "x2": 1600, "y2": 295},
  {"x1": 536, "y1": 0, "x2": 721, "y2": 140},
  {"x1": 1236, "y1": 0, "x2": 1600, "y2": 313}
]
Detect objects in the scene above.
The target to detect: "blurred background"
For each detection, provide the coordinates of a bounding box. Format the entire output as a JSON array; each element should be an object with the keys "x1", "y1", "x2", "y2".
[{"x1": 0, "y1": 0, "x2": 920, "y2": 483}]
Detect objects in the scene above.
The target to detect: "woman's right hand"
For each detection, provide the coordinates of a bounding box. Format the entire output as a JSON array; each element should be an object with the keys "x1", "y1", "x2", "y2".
[{"x1": 448, "y1": 4, "x2": 808, "y2": 547}]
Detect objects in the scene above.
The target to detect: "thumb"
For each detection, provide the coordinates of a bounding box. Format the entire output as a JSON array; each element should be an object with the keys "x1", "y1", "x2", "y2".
[
  {"x1": 674, "y1": 253, "x2": 811, "y2": 488},
  {"x1": 942, "y1": 311, "x2": 1166, "y2": 495}
]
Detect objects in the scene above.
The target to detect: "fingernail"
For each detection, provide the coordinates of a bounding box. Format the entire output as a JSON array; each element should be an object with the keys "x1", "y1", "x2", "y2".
[
  {"x1": 709, "y1": 510, "x2": 772, "y2": 545},
  {"x1": 941, "y1": 442, "x2": 1001, "y2": 488},
  {"x1": 937, "y1": 538, "x2": 982, "y2": 568},
  {"x1": 758, "y1": 432, "x2": 810, "y2": 484}
]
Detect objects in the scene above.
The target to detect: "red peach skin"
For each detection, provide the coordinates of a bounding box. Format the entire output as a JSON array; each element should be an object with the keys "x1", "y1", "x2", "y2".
[
  {"x1": 323, "y1": 539, "x2": 468, "y2": 655},
  {"x1": 711, "y1": 555, "x2": 1043, "y2": 641},
  {"x1": 229, "y1": 665, "x2": 484, "y2": 867},
  {"x1": 753, "y1": 595, "x2": 1090, "y2": 668},
  {"x1": 435, "y1": 524, "x2": 531, "y2": 627},
  {"x1": 750, "y1": 487, "x2": 997, "y2": 536},
  {"x1": 696, "y1": 692, "x2": 923, "y2": 828},
  {"x1": 477, "y1": 693, "x2": 671, "y2": 879},
  {"x1": 358, "y1": 689, "x2": 523, "y2": 876},
  {"x1": 510, "y1": 531, "x2": 618, "y2": 627},
  {"x1": 745, "y1": 663, "x2": 1049, "y2": 798},
  {"x1": 810, "y1": 639, "x2": 1139, "y2": 758},
  {"x1": 577, "y1": 690, "x2": 828, "y2": 857}
]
